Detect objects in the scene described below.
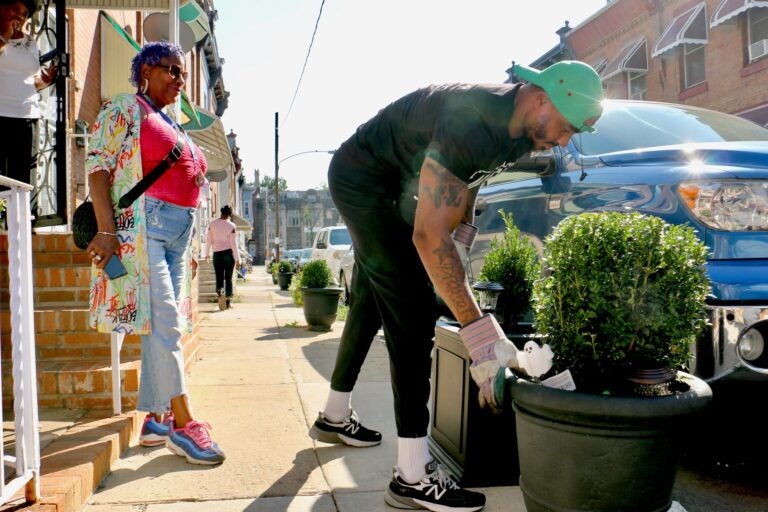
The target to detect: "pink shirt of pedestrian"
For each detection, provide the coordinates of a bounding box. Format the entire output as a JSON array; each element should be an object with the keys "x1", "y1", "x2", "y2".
[{"x1": 206, "y1": 218, "x2": 239, "y2": 261}]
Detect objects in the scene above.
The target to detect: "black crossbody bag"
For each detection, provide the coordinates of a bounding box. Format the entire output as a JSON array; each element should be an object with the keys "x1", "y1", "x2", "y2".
[{"x1": 72, "y1": 134, "x2": 185, "y2": 250}]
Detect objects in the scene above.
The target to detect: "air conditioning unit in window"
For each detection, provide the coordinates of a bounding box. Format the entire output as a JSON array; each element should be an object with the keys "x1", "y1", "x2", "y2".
[{"x1": 749, "y1": 39, "x2": 768, "y2": 61}]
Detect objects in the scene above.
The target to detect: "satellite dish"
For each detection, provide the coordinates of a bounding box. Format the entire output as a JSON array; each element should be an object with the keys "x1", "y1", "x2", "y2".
[{"x1": 143, "y1": 12, "x2": 196, "y2": 53}]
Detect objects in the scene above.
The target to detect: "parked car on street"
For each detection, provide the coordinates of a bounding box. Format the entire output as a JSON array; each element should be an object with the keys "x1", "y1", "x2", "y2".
[
  {"x1": 468, "y1": 99, "x2": 768, "y2": 387},
  {"x1": 298, "y1": 247, "x2": 313, "y2": 272},
  {"x1": 311, "y1": 225, "x2": 352, "y2": 283}
]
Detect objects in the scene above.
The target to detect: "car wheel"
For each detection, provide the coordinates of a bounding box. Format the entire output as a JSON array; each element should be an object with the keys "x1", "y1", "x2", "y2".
[{"x1": 340, "y1": 272, "x2": 350, "y2": 306}]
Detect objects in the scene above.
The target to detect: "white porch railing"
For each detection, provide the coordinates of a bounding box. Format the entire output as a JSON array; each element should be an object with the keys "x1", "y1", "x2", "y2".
[{"x1": 0, "y1": 176, "x2": 41, "y2": 505}]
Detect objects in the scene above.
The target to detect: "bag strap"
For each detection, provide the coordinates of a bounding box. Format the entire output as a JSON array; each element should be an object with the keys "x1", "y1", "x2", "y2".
[{"x1": 117, "y1": 134, "x2": 185, "y2": 209}]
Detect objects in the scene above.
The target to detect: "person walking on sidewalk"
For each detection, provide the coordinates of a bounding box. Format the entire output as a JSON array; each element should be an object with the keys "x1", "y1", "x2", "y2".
[
  {"x1": 206, "y1": 204, "x2": 240, "y2": 309},
  {"x1": 85, "y1": 41, "x2": 224, "y2": 466},
  {"x1": 312, "y1": 61, "x2": 604, "y2": 511}
]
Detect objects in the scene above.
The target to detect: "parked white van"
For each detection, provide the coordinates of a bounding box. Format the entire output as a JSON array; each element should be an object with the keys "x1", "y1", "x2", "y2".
[{"x1": 311, "y1": 226, "x2": 352, "y2": 283}]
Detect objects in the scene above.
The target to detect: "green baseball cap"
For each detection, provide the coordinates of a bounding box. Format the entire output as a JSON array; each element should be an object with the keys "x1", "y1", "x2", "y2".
[{"x1": 514, "y1": 60, "x2": 604, "y2": 133}]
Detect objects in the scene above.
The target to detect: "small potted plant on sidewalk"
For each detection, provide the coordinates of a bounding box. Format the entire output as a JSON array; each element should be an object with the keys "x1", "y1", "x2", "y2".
[
  {"x1": 299, "y1": 259, "x2": 343, "y2": 331},
  {"x1": 277, "y1": 259, "x2": 295, "y2": 290},
  {"x1": 504, "y1": 211, "x2": 713, "y2": 512},
  {"x1": 477, "y1": 209, "x2": 540, "y2": 333}
]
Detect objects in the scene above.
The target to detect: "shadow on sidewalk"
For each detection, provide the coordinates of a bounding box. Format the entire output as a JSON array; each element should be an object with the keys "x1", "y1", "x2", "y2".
[{"x1": 242, "y1": 446, "x2": 361, "y2": 511}]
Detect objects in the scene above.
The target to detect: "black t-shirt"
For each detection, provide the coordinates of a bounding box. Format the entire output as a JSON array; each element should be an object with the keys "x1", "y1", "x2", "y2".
[{"x1": 334, "y1": 83, "x2": 533, "y2": 200}]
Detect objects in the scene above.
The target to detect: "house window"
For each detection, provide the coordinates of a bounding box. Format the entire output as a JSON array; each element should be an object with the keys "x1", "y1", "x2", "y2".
[
  {"x1": 288, "y1": 210, "x2": 300, "y2": 227},
  {"x1": 683, "y1": 43, "x2": 705, "y2": 89},
  {"x1": 628, "y1": 72, "x2": 646, "y2": 100},
  {"x1": 748, "y1": 7, "x2": 768, "y2": 62}
]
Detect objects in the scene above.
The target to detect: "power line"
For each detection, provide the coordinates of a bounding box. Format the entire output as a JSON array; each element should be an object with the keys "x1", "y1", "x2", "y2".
[{"x1": 282, "y1": 0, "x2": 327, "y2": 128}]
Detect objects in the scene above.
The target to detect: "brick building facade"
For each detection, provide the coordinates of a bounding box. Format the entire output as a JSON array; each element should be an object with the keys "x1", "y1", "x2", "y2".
[{"x1": 516, "y1": 0, "x2": 768, "y2": 126}]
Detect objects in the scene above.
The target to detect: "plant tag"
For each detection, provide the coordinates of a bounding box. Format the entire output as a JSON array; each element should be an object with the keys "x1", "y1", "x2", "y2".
[{"x1": 542, "y1": 369, "x2": 577, "y2": 391}]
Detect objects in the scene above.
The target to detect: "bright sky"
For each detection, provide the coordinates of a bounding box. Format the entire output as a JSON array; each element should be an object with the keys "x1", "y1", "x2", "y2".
[{"x1": 215, "y1": 0, "x2": 608, "y2": 190}]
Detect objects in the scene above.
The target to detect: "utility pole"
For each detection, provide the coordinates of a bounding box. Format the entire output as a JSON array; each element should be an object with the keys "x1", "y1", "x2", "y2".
[{"x1": 274, "y1": 112, "x2": 280, "y2": 262}]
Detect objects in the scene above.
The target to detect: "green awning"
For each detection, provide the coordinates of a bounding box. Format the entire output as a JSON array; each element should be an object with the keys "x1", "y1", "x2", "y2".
[
  {"x1": 180, "y1": 0, "x2": 210, "y2": 42},
  {"x1": 181, "y1": 100, "x2": 233, "y2": 182},
  {"x1": 100, "y1": 12, "x2": 140, "y2": 101}
]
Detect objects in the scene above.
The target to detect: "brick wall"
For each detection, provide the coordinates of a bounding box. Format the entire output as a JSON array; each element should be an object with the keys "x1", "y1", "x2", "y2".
[{"x1": 566, "y1": 0, "x2": 768, "y2": 117}]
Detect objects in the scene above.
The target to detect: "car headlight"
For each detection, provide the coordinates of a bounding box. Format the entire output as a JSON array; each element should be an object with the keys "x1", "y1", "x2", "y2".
[{"x1": 678, "y1": 180, "x2": 768, "y2": 231}]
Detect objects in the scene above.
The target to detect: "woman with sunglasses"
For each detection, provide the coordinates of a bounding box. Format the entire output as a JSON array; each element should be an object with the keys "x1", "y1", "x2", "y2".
[
  {"x1": 86, "y1": 41, "x2": 224, "y2": 465},
  {"x1": 0, "y1": 0, "x2": 57, "y2": 189}
]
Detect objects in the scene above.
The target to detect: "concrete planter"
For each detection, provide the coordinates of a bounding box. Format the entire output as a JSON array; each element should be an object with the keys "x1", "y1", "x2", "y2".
[
  {"x1": 506, "y1": 372, "x2": 712, "y2": 512},
  {"x1": 301, "y1": 287, "x2": 343, "y2": 331}
]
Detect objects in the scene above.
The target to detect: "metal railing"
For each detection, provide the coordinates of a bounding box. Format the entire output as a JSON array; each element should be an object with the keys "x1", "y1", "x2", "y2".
[{"x1": 0, "y1": 176, "x2": 41, "y2": 505}]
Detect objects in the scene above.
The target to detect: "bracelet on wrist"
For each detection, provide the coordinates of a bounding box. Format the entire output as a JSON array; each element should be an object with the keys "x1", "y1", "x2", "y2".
[{"x1": 97, "y1": 231, "x2": 117, "y2": 237}]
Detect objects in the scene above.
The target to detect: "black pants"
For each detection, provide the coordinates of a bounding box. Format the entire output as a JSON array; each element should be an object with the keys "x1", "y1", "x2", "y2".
[
  {"x1": 330, "y1": 261, "x2": 382, "y2": 392},
  {"x1": 0, "y1": 116, "x2": 37, "y2": 186},
  {"x1": 213, "y1": 249, "x2": 235, "y2": 297},
  {"x1": 328, "y1": 153, "x2": 438, "y2": 438}
]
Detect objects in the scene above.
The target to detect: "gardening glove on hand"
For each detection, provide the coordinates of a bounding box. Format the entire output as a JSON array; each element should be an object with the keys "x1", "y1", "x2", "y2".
[
  {"x1": 459, "y1": 313, "x2": 528, "y2": 413},
  {"x1": 452, "y1": 222, "x2": 478, "y2": 250}
]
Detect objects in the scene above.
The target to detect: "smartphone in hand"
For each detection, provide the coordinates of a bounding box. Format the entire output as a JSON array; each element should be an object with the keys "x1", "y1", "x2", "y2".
[{"x1": 104, "y1": 254, "x2": 128, "y2": 280}]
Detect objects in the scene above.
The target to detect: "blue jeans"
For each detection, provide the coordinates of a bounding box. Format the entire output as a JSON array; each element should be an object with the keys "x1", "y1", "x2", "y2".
[{"x1": 138, "y1": 197, "x2": 196, "y2": 413}]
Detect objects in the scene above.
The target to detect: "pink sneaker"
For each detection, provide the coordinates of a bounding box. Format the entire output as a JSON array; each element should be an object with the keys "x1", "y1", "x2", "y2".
[{"x1": 165, "y1": 420, "x2": 225, "y2": 465}]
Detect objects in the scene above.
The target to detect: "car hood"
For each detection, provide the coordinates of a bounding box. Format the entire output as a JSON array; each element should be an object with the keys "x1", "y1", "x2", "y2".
[{"x1": 597, "y1": 141, "x2": 768, "y2": 170}]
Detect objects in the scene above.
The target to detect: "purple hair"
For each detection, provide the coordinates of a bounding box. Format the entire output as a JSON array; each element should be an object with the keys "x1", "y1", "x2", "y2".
[{"x1": 129, "y1": 41, "x2": 184, "y2": 87}]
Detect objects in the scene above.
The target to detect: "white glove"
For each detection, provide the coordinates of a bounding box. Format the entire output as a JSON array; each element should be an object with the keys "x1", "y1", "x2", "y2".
[{"x1": 459, "y1": 314, "x2": 527, "y2": 412}]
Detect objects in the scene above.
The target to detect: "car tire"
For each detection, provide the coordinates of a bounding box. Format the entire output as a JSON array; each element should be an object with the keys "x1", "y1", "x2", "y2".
[{"x1": 340, "y1": 272, "x2": 350, "y2": 306}]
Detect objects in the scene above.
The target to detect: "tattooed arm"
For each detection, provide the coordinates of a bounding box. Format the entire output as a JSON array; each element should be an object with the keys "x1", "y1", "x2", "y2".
[{"x1": 413, "y1": 156, "x2": 482, "y2": 326}]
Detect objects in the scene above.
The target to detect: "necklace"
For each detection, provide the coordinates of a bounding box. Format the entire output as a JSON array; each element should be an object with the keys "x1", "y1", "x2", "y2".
[{"x1": 139, "y1": 94, "x2": 206, "y2": 187}]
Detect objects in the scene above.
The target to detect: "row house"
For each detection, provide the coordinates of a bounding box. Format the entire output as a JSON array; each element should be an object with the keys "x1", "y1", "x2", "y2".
[
  {"x1": 1, "y1": 0, "x2": 240, "y2": 413},
  {"x1": 511, "y1": 0, "x2": 768, "y2": 127}
]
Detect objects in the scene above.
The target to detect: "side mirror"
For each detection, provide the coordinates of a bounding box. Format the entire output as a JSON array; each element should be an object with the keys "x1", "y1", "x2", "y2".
[{"x1": 512, "y1": 151, "x2": 556, "y2": 176}]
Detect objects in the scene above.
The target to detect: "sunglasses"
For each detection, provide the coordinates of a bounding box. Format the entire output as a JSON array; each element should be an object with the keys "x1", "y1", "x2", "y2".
[{"x1": 154, "y1": 64, "x2": 188, "y2": 81}]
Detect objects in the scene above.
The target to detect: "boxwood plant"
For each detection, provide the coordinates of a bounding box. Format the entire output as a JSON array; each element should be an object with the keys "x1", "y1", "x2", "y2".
[
  {"x1": 533, "y1": 211, "x2": 710, "y2": 394},
  {"x1": 478, "y1": 209, "x2": 540, "y2": 329},
  {"x1": 299, "y1": 259, "x2": 333, "y2": 288}
]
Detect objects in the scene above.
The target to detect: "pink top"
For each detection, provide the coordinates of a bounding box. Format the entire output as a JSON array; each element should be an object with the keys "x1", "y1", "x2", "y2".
[
  {"x1": 206, "y1": 218, "x2": 240, "y2": 261},
  {"x1": 138, "y1": 96, "x2": 206, "y2": 207}
]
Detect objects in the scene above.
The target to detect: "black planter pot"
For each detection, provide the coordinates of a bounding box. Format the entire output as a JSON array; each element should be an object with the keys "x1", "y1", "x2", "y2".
[
  {"x1": 301, "y1": 287, "x2": 343, "y2": 331},
  {"x1": 505, "y1": 372, "x2": 712, "y2": 512},
  {"x1": 277, "y1": 271, "x2": 293, "y2": 290}
]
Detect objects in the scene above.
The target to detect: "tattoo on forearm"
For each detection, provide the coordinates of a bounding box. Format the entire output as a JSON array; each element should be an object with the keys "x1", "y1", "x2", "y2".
[
  {"x1": 432, "y1": 237, "x2": 476, "y2": 319},
  {"x1": 422, "y1": 160, "x2": 463, "y2": 209}
]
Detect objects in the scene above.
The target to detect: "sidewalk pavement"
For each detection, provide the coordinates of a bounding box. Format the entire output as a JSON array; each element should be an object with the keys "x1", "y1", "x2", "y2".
[{"x1": 80, "y1": 272, "x2": 527, "y2": 512}]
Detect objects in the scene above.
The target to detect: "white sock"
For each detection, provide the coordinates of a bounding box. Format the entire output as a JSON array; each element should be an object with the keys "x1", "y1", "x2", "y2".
[
  {"x1": 397, "y1": 436, "x2": 430, "y2": 483},
  {"x1": 323, "y1": 389, "x2": 352, "y2": 422}
]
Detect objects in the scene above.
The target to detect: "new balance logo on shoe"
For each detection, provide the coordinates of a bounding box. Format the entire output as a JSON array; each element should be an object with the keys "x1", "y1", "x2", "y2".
[
  {"x1": 385, "y1": 460, "x2": 485, "y2": 512},
  {"x1": 308, "y1": 410, "x2": 382, "y2": 447}
]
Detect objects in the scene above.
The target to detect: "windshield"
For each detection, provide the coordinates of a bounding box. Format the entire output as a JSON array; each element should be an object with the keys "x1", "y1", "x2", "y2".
[
  {"x1": 330, "y1": 228, "x2": 352, "y2": 245},
  {"x1": 572, "y1": 101, "x2": 768, "y2": 156}
]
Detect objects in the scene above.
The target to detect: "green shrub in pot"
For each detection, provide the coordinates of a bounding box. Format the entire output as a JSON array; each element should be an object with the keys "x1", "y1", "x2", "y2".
[
  {"x1": 478, "y1": 210, "x2": 540, "y2": 330},
  {"x1": 532, "y1": 211, "x2": 710, "y2": 394},
  {"x1": 277, "y1": 259, "x2": 295, "y2": 274},
  {"x1": 299, "y1": 259, "x2": 333, "y2": 288}
]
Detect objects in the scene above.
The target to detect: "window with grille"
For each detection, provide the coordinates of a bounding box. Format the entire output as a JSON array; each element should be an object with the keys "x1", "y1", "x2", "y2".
[
  {"x1": 628, "y1": 72, "x2": 647, "y2": 100},
  {"x1": 748, "y1": 8, "x2": 768, "y2": 62}
]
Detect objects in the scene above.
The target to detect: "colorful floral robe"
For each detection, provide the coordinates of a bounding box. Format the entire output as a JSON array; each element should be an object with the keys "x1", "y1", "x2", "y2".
[{"x1": 85, "y1": 93, "x2": 194, "y2": 334}]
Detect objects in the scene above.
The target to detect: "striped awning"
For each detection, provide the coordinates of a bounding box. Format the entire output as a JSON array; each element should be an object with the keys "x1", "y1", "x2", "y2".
[
  {"x1": 180, "y1": 0, "x2": 211, "y2": 42},
  {"x1": 67, "y1": 0, "x2": 168, "y2": 9},
  {"x1": 711, "y1": 0, "x2": 768, "y2": 27},
  {"x1": 181, "y1": 97, "x2": 234, "y2": 183},
  {"x1": 602, "y1": 39, "x2": 647, "y2": 80},
  {"x1": 653, "y1": 3, "x2": 708, "y2": 57}
]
